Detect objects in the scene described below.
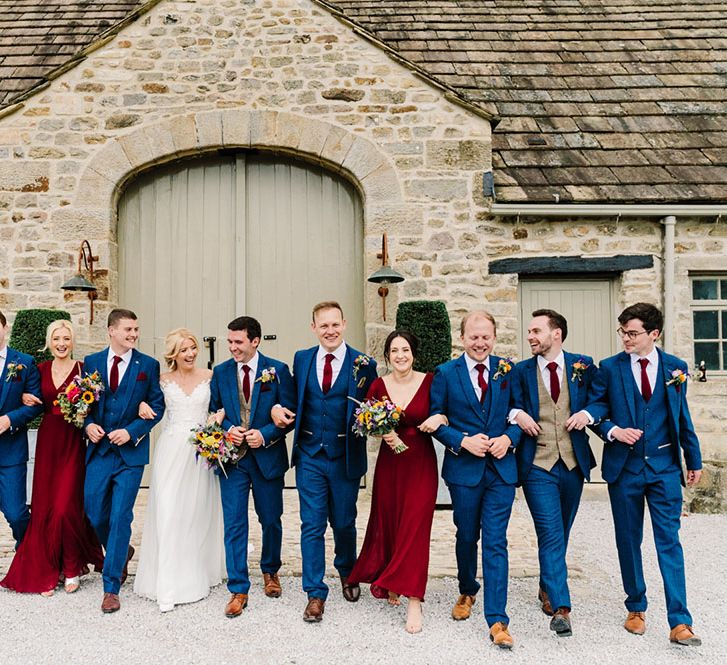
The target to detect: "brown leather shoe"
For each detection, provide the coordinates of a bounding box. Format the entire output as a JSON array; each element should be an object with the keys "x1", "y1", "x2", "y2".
[
  {"x1": 263, "y1": 572, "x2": 282, "y2": 598},
  {"x1": 303, "y1": 597, "x2": 325, "y2": 623},
  {"x1": 550, "y1": 607, "x2": 572, "y2": 637},
  {"x1": 224, "y1": 593, "x2": 248, "y2": 618},
  {"x1": 669, "y1": 624, "x2": 702, "y2": 646},
  {"x1": 624, "y1": 611, "x2": 646, "y2": 635},
  {"x1": 451, "y1": 594, "x2": 476, "y2": 620},
  {"x1": 101, "y1": 592, "x2": 120, "y2": 614},
  {"x1": 120, "y1": 545, "x2": 135, "y2": 585},
  {"x1": 538, "y1": 587, "x2": 554, "y2": 616},
  {"x1": 489, "y1": 622, "x2": 514, "y2": 649},
  {"x1": 340, "y1": 575, "x2": 360, "y2": 602}
]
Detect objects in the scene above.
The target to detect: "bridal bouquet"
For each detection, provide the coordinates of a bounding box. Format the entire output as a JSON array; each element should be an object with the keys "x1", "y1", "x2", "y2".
[
  {"x1": 189, "y1": 420, "x2": 243, "y2": 477},
  {"x1": 57, "y1": 370, "x2": 104, "y2": 428},
  {"x1": 349, "y1": 396, "x2": 407, "y2": 453}
]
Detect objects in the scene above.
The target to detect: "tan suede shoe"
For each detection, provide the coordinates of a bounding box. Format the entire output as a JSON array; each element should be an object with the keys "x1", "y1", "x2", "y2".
[
  {"x1": 489, "y1": 622, "x2": 514, "y2": 649},
  {"x1": 263, "y1": 572, "x2": 282, "y2": 598},
  {"x1": 451, "y1": 594, "x2": 476, "y2": 620},
  {"x1": 224, "y1": 593, "x2": 248, "y2": 618},
  {"x1": 669, "y1": 624, "x2": 702, "y2": 646},
  {"x1": 624, "y1": 611, "x2": 646, "y2": 635}
]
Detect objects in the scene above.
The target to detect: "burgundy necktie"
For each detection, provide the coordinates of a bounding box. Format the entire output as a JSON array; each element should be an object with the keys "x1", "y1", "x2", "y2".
[
  {"x1": 242, "y1": 365, "x2": 251, "y2": 403},
  {"x1": 322, "y1": 353, "x2": 335, "y2": 394},
  {"x1": 547, "y1": 361, "x2": 560, "y2": 403},
  {"x1": 475, "y1": 363, "x2": 488, "y2": 403},
  {"x1": 110, "y1": 355, "x2": 122, "y2": 392},
  {"x1": 638, "y1": 358, "x2": 652, "y2": 401}
]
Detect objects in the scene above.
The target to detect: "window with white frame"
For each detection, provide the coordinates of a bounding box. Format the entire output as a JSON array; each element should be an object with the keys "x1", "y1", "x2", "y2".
[{"x1": 691, "y1": 276, "x2": 727, "y2": 372}]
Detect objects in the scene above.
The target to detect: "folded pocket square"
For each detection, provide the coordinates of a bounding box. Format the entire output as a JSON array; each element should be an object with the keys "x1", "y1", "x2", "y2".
[{"x1": 137, "y1": 372, "x2": 148, "y2": 381}]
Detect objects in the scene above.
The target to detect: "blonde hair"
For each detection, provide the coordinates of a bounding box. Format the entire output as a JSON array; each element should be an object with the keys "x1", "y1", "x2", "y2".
[
  {"x1": 312, "y1": 300, "x2": 344, "y2": 323},
  {"x1": 164, "y1": 328, "x2": 200, "y2": 370},
  {"x1": 44, "y1": 319, "x2": 75, "y2": 353},
  {"x1": 460, "y1": 310, "x2": 497, "y2": 336}
]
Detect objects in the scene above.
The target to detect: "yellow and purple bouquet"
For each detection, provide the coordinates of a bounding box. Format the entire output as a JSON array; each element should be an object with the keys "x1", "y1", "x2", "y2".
[
  {"x1": 56, "y1": 370, "x2": 104, "y2": 428},
  {"x1": 350, "y1": 396, "x2": 406, "y2": 453},
  {"x1": 189, "y1": 420, "x2": 243, "y2": 476}
]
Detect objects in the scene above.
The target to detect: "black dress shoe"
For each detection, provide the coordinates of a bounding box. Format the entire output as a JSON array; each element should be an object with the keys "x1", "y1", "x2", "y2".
[
  {"x1": 340, "y1": 576, "x2": 360, "y2": 602},
  {"x1": 550, "y1": 608, "x2": 572, "y2": 637}
]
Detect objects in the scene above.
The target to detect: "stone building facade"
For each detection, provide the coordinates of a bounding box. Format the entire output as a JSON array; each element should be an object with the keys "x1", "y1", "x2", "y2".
[{"x1": 0, "y1": 0, "x2": 725, "y2": 508}]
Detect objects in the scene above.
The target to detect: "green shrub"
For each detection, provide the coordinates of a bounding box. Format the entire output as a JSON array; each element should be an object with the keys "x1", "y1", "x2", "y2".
[{"x1": 395, "y1": 300, "x2": 452, "y2": 373}]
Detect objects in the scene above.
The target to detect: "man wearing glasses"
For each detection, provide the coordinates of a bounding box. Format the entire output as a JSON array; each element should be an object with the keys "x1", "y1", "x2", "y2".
[{"x1": 591, "y1": 303, "x2": 702, "y2": 646}]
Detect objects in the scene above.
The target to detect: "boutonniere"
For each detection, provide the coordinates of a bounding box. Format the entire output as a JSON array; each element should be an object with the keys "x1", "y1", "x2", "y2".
[
  {"x1": 666, "y1": 369, "x2": 689, "y2": 392},
  {"x1": 5, "y1": 362, "x2": 26, "y2": 382},
  {"x1": 570, "y1": 358, "x2": 589, "y2": 384},
  {"x1": 352, "y1": 354, "x2": 371, "y2": 387},
  {"x1": 492, "y1": 357, "x2": 515, "y2": 381},
  {"x1": 255, "y1": 367, "x2": 278, "y2": 384}
]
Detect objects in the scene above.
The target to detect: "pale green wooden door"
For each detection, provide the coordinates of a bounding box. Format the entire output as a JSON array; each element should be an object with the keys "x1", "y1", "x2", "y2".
[
  {"x1": 118, "y1": 153, "x2": 364, "y2": 485},
  {"x1": 519, "y1": 278, "x2": 617, "y2": 482}
]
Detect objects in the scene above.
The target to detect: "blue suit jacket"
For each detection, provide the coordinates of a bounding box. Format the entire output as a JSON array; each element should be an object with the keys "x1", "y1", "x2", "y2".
[
  {"x1": 0, "y1": 349, "x2": 43, "y2": 467},
  {"x1": 209, "y1": 352, "x2": 296, "y2": 480},
  {"x1": 291, "y1": 344, "x2": 378, "y2": 480},
  {"x1": 590, "y1": 348, "x2": 702, "y2": 484},
  {"x1": 430, "y1": 353, "x2": 522, "y2": 487},
  {"x1": 83, "y1": 348, "x2": 165, "y2": 467},
  {"x1": 511, "y1": 352, "x2": 606, "y2": 483}
]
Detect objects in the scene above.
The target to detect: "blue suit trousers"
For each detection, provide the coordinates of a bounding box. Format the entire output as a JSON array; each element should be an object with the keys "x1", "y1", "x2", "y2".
[{"x1": 0, "y1": 463, "x2": 29, "y2": 545}]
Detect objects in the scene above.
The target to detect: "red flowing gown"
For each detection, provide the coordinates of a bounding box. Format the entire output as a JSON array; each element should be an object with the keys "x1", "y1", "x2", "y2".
[
  {"x1": 348, "y1": 373, "x2": 438, "y2": 600},
  {"x1": 1, "y1": 361, "x2": 103, "y2": 593}
]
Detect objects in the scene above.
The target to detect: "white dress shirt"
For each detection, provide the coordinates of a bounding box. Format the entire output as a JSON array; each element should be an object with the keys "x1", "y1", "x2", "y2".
[
  {"x1": 238, "y1": 352, "x2": 260, "y2": 385},
  {"x1": 316, "y1": 342, "x2": 347, "y2": 390},
  {"x1": 464, "y1": 353, "x2": 490, "y2": 402},
  {"x1": 630, "y1": 347, "x2": 659, "y2": 396},
  {"x1": 107, "y1": 348, "x2": 133, "y2": 386}
]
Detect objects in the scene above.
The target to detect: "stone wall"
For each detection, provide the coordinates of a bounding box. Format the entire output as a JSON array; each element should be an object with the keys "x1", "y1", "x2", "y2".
[{"x1": 0, "y1": 0, "x2": 723, "y2": 507}]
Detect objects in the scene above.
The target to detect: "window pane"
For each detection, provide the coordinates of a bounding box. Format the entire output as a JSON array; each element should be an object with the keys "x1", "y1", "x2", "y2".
[
  {"x1": 723, "y1": 311, "x2": 727, "y2": 339},
  {"x1": 694, "y1": 342, "x2": 719, "y2": 370},
  {"x1": 693, "y1": 310, "x2": 718, "y2": 339},
  {"x1": 723, "y1": 342, "x2": 727, "y2": 371},
  {"x1": 692, "y1": 279, "x2": 718, "y2": 300},
  {"x1": 721, "y1": 280, "x2": 727, "y2": 299}
]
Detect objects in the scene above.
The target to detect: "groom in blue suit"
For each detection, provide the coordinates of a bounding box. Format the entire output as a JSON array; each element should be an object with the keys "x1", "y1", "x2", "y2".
[
  {"x1": 510, "y1": 309, "x2": 605, "y2": 638},
  {"x1": 274, "y1": 301, "x2": 377, "y2": 623},
  {"x1": 430, "y1": 310, "x2": 521, "y2": 649},
  {"x1": 84, "y1": 308, "x2": 164, "y2": 613},
  {"x1": 209, "y1": 315, "x2": 296, "y2": 618},
  {"x1": 591, "y1": 303, "x2": 702, "y2": 647},
  {"x1": 0, "y1": 310, "x2": 43, "y2": 545}
]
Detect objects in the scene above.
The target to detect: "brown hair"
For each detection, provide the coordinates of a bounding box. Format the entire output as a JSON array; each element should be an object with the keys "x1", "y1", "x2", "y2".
[
  {"x1": 0, "y1": 310, "x2": 6, "y2": 327},
  {"x1": 460, "y1": 310, "x2": 497, "y2": 336},
  {"x1": 532, "y1": 308, "x2": 568, "y2": 342},
  {"x1": 108, "y1": 308, "x2": 137, "y2": 328},
  {"x1": 618, "y1": 302, "x2": 663, "y2": 333},
  {"x1": 312, "y1": 301, "x2": 344, "y2": 323}
]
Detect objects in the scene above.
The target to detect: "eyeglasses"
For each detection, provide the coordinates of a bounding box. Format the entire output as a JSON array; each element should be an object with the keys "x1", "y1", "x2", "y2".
[{"x1": 616, "y1": 327, "x2": 649, "y2": 340}]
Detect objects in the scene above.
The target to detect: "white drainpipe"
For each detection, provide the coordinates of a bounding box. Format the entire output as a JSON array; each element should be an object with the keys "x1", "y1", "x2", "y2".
[{"x1": 661, "y1": 215, "x2": 677, "y2": 353}]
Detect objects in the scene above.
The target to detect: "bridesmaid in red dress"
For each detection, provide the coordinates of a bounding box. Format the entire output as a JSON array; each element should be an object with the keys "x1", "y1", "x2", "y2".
[
  {"x1": 348, "y1": 330, "x2": 446, "y2": 633},
  {"x1": 1, "y1": 320, "x2": 103, "y2": 595}
]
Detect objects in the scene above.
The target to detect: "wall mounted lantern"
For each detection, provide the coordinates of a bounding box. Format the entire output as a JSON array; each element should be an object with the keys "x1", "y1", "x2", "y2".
[
  {"x1": 367, "y1": 233, "x2": 404, "y2": 321},
  {"x1": 61, "y1": 240, "x2": 99, "y2": 324}
]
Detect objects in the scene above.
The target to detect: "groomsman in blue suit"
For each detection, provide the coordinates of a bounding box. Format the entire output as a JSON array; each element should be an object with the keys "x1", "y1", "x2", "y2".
[
  {"x1": 84, "y1": 308, "x2": 165, "y2": 613},
  {"x1": 274, "y1": 301, "x2": 377, "y2": 623},
  {"x1": 591, "y1": 303, "x2": 702, "y2": 646},
  {"x1": 510, "y1": 309, "x2": 605, "y2": 637},
  {"x1": 209, "y1": 315, "x2": 296, "y2": 618},
  {"x1": 0, "y1": 310, "x2": 42, "y2": 546},
  {"x1": 430, "y1": 310, "x2": 522, "y2": 649}
]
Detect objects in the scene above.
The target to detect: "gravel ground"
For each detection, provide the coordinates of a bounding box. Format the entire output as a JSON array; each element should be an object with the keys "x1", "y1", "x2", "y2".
[{"x1": 1, "y1": 500, "x2": 724, "y2": 665}]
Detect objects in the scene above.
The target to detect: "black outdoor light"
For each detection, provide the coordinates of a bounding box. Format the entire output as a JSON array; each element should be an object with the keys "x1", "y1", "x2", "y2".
[
  {"x1": 367, "y1": 233, "x2": 404, "y2": 321},
  {"x1": 61, "y1": 239, "x2": 99, "y2": 324}
]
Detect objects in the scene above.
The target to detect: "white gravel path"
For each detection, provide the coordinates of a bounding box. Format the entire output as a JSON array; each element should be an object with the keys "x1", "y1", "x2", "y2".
[{"x1": 1, "y1": 500, "x2": 724, "y2": 665}]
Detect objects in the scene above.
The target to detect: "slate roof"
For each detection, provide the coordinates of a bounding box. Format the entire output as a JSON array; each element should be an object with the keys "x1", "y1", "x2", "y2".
[
  {"x1": 0, "y1": 0, "x2": 151, "y2": 109},
  {"x1": 327, "y1": 0, "x2": 727, "y2": 204},
  {"x1": 1, "y1": 0, "x2": 726, "y2": 204}
]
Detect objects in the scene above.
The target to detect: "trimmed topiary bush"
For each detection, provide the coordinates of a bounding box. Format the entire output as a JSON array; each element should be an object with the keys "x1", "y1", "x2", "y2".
[{"x1": 395, "y1": 300, "x2": 452, "y2": 373}]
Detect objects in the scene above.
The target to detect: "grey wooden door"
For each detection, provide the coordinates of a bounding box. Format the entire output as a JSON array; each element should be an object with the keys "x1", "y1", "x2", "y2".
[
  {"x1": 519, "y1": 278, "x2": 617, "y2": 482},
  {"x1": 118, "y1": 153, "x2": 364, "y2": 485}
]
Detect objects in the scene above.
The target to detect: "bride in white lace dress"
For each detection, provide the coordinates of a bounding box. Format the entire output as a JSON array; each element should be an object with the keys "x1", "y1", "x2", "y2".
[{"x1": 134, "y1": 329, "x2": 226, "y2": 612}]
